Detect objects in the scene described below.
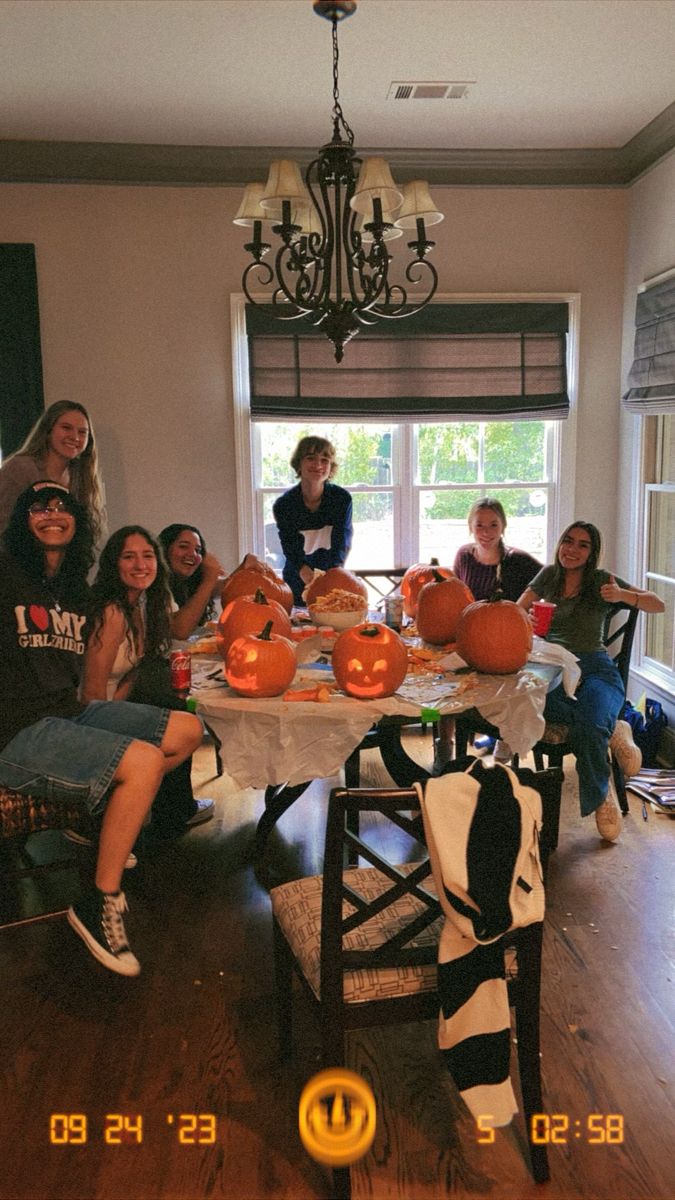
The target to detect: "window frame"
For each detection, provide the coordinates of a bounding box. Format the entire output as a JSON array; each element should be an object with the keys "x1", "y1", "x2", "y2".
[{"x1": 231, "y1": 292, "x2": 580, "y2": 566}]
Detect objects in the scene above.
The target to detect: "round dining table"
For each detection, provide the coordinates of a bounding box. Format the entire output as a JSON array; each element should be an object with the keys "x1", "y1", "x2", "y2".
[{"x1": 190, "y1": 637, "x2": 569, "y2": 858}]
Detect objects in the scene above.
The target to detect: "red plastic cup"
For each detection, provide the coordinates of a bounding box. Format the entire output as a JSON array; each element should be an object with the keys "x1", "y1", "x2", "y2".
[{"x1": 531, "y1": 600, "x2": 556, "y2": 636}]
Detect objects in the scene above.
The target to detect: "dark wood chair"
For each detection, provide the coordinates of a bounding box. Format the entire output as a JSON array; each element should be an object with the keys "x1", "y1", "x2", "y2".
[
  {"x1": 270, "y1": 766, "x2": 562, "y2": 1196},
  {"x1": 0, "y1": 787, "x2": 95, "y2": 924},
  {"x1": 455, "y1": 605, "x2": 640, "y2": 835}
]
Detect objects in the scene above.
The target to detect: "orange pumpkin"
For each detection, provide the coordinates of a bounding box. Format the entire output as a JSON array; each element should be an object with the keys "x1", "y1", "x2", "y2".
[
  {"x1": 332, "y1": 622, "x2": 408, "y2": 699},
  {"x1": 401, "y1": 558, "x2": 455, "y2": 617},
  {"x1": 416, "y1": 574, "x2": 474, "y2": 645},
  {"x1": 221, "y1": 565, "x2": 293, "y2": 614},
  {"x1": 455, "y1": 598, "x2": 533, "y2": 675},
  {"x1": 216, "y1": 588, "x2": 292, "y2": 659},
  {"x1": 304, "y1": 568, "x2": 368, "y2": 606},
  {"x1": 225, "y1": 619, "x2": 296, "y2": 697}
]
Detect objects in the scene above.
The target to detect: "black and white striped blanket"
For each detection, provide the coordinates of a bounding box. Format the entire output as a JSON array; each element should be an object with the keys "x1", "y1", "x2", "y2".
[{"x1": 416, "y1": 760, "x2": 545, "y2": 1128}]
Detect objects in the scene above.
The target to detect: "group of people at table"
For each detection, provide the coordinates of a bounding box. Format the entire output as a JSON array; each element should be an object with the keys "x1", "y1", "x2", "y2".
[{"x1": 0, "y1": 410, "x2": 664, "y2": 979}]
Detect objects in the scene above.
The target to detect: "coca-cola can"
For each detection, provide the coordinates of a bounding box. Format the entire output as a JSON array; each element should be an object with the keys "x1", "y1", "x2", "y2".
[{"x1": 170, "y1": 649, "x2": 192, "y2": 697}]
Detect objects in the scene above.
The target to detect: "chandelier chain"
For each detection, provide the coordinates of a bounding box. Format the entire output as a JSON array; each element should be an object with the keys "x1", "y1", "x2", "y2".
[{"x1": 331, "y1": 17, "x2": 354, "y2": 146}]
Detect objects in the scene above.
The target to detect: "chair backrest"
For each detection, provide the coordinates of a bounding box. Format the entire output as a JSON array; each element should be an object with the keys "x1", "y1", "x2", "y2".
[
  {"x1": 320, "y1": 788, "x2": 442, "y2": 997},
  {"x1": 354, "y1": 568, "x2": 405, "y2": 603},
  {"x1": 603, "y1": 604, "x2": 639, "y2": 694}
]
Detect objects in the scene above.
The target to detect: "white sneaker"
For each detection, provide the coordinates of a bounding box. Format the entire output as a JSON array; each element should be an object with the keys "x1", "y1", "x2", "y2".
[
  {"x1": 63, "y1": 829, "x2": 137, "y2": 870},
  {"x1": 594, "y1": 789, "x2": 622, "y2": 842},
  {"x1": 609, "y1": 720, "x2": 642, "y2": 778},
  {"x1": 493, "y1": 740, "x2": 512, "y2": 764}
]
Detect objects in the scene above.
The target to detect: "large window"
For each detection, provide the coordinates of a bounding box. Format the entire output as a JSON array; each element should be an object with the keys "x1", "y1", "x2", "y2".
[
  {"x1": 642, "y1": 415, "x2": 675, "y2": 678},
  {"x1": 232, "y1": 293, "x2": 578, "y2": 573},
  {"x1": 254, "y1": 418, "x2": 554, "y2": 571}
]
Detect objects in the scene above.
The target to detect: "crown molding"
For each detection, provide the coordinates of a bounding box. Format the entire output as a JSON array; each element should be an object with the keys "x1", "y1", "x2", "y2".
[{"x1": 1, "y1": 104, "x2": 674, "y2": 188}]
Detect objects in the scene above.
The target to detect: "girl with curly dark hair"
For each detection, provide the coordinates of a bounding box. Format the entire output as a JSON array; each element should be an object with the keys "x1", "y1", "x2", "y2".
[{"x1": 158, "y1": 524, "x2": 225, "y2": 639}]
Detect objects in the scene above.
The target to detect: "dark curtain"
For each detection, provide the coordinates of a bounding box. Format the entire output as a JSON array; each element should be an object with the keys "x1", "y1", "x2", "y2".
[
  {"x1": 247, "y1": 302, "x2": 569, "y2": 422},
  {"x1": 0, "y1": 245, "x2": 44, "y2": 457}
]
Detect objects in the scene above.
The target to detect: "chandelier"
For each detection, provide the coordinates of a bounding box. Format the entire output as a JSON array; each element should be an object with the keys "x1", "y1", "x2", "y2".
[{"x1": 233, "y1": 0, "x2": 444, "y2": 363}]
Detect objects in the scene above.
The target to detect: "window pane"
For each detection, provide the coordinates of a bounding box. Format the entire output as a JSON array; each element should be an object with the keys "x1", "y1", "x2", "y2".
[
  {"x1": 644, "y1": 580, "x2": 674, "y2": 669},
  {"x1": 648, "y1": 490, "x2": 675, "y2": 578},
  {"x1": 350, "y1": 493, "x2": 394, "y2": 570},
  {"x1": 659, "y1": 414, "x2": 675, "y2": 483},
  {"x1": 419, "y1": 487, "x2": 547, "y2": 563},
  {"x1": 484, "y1": 421, "x2": 546, "y2": 483},
  {"x1": 263, "y1": 493, "x2": 285, "y2": 570},
  {"x1": 417, "y1": 424, "x2": 479, "y2": 485},
  {"x1": 258, "y1": 422, "x2": 394, "y2": 487}
]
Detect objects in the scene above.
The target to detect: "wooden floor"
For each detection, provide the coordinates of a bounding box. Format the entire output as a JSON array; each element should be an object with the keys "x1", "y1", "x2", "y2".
[{"x1": 1, "y1": 732, "x2": 674, "y2": 1200}]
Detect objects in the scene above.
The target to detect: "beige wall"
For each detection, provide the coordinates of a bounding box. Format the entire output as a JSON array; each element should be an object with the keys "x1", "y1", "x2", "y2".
[{"x1": 0, "y1": 182, "x2": 626, "y2": 567}]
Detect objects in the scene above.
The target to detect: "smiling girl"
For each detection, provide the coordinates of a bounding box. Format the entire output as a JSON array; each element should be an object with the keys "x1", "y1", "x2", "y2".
[
  {"x1": 0, "y1": 401, "x2": 105, "y2": 542},
  {"x1": 453, "y1": 498, "x2": 541, "y2": 603},
  {"x1": 158, "y1": 523, "x2": 225, "y2": 639},
  {"x1": 82, "y1": 526, "x2": 214, "y2": 836},
  {"x1": 518, "y1": 520, "x2": 664, "y2": 841}
]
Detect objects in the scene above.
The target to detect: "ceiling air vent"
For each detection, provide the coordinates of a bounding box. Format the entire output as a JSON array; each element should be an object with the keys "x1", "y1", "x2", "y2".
[{"x1": 388, "y1": 81, "x2": 474, "y2": 101}]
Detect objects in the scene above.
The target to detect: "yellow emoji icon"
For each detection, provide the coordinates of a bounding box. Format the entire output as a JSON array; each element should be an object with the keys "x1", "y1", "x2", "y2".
[{"x1": 298, "y1": 1069, "x2": 376, "y2": 1167}]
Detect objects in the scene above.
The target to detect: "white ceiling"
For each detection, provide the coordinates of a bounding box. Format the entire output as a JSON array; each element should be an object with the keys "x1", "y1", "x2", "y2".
[{"x1": 1, "y1": 0, "x2": 674, "y2": 150}]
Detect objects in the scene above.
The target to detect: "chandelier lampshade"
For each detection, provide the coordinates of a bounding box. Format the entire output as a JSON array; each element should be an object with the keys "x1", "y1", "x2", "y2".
[{"x1": 234, "y1": 0, "x2": 443, "y2": 361}]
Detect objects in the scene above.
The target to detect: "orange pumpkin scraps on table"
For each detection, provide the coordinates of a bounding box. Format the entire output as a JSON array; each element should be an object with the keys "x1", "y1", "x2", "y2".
[
  {"x1": 332, "y1": 623, "x2": 408, "y2": 699},
  {"x1": 225, "y1": 619, "x2": 296, "y2": 697}
]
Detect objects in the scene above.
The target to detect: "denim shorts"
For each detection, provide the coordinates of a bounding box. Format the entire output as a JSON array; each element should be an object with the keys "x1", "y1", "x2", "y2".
[{"x1": 0, "y1": 701, "x2": 170, "y2": 816}]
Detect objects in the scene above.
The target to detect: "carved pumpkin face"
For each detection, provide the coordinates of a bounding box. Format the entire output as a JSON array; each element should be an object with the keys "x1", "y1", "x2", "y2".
[
  {"x1": 332, "y1": 623, "x2": 408, "y2": 699},
  {"x1": 225, "y1": 620, "x2": 296, "y2": 697}
]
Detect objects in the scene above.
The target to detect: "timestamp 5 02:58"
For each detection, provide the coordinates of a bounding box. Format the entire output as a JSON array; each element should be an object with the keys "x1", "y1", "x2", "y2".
[{"x1": 477, "y1": 1113, "x2": 624, "y2": 1145}]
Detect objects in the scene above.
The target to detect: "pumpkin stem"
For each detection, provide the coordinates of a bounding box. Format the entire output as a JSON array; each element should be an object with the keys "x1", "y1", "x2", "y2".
[
  {"x1": 431, "y1": 569, "x2": 446, "y2": 583},
  {"x1": 257, "y1": 620, "x2": 274, "y2": 640},
  {"x1": 430, "y1": 557, "x2": 440, "y2": 565},
  {"x1": 489, "y1": 588, "x2": 505, "y2": 603},
  {"x1": 254, "y1": 589, "x2": 269, "y2": 605},
  {"x1": 359, "y1": 625, "x2": 382, "y2": 639}
]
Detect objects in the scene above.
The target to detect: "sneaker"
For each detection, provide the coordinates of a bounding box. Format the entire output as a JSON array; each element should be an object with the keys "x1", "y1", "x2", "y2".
[
  {"x1": 594, "y1": 789, "x2": 622, "y2": 842},
  {"x1": 474, "y1": 735, "x2": 496, "y2": 753},
  {"x1": 493, "y1": 739, "x2": 512, "y2": 764},
  {"x1": 185, "y1": 798, "x2": 215, "y2": 828},
  {"x1": 609, "y1": 720, "x2": 642, "y2": 778},
  {"x1": 67, "y1": 890, "x2": 140, "y2": 976},
  {"x1": 63, "y1": 829, "x2": 137, "y2": 870}
]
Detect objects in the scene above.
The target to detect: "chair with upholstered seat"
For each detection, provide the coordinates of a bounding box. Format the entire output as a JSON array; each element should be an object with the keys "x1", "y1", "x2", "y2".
[
  {"x1": 455, "y1": 605, "x2": 639, "y2": 840},
  {"x1": 270, "y1": 766, "x2": 563, "y2": 1197},
  {"x1": 0, "y1": 787, "x2": 95, "y2": 924}
]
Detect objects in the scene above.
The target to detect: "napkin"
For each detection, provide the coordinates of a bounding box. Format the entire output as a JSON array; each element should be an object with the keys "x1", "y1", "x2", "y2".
[{"x1": 528, "y1": 638, "x2": 580, "y2": 696}]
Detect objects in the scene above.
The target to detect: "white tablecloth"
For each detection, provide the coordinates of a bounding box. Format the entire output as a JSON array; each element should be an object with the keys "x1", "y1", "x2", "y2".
[{"x1": 193, "y1": 654, "x2": 564, "y2": 789}]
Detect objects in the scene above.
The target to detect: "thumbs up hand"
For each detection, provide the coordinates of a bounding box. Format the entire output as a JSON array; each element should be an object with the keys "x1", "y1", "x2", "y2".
[{"x1": 600, "y1": 574, "x2": 622, "y2": 603}]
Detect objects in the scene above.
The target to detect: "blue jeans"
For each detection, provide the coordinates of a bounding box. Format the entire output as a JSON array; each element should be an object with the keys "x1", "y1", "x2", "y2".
[
  {"x1": 0, "y1": 701, "x2": 170, "y2": 816},
  {"x1": 543, "y1": 652, "x2": 624, "y2": 817}
]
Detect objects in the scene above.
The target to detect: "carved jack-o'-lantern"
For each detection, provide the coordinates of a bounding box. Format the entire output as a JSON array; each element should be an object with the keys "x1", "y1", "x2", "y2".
[
  {"x1": 225, "y1": 620, "x2": 296, "y2": 697},
  {"x1": 331, "y1": 623, "x2": 408, "y2": 699}
]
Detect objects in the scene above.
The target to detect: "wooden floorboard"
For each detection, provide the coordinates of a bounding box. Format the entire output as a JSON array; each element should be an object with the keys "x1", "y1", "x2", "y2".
[{"x1": 1, "y1": 732, "x2": 674, "y2": 1200}]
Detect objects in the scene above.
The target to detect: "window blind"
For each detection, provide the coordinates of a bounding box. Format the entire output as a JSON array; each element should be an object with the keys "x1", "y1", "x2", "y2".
[
  {"x1": 247, "y1": 302, "x2": 569, "y2": 422},
  {"x1": 623, "y1": 274, "x2": 675, "y2": 415}
]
